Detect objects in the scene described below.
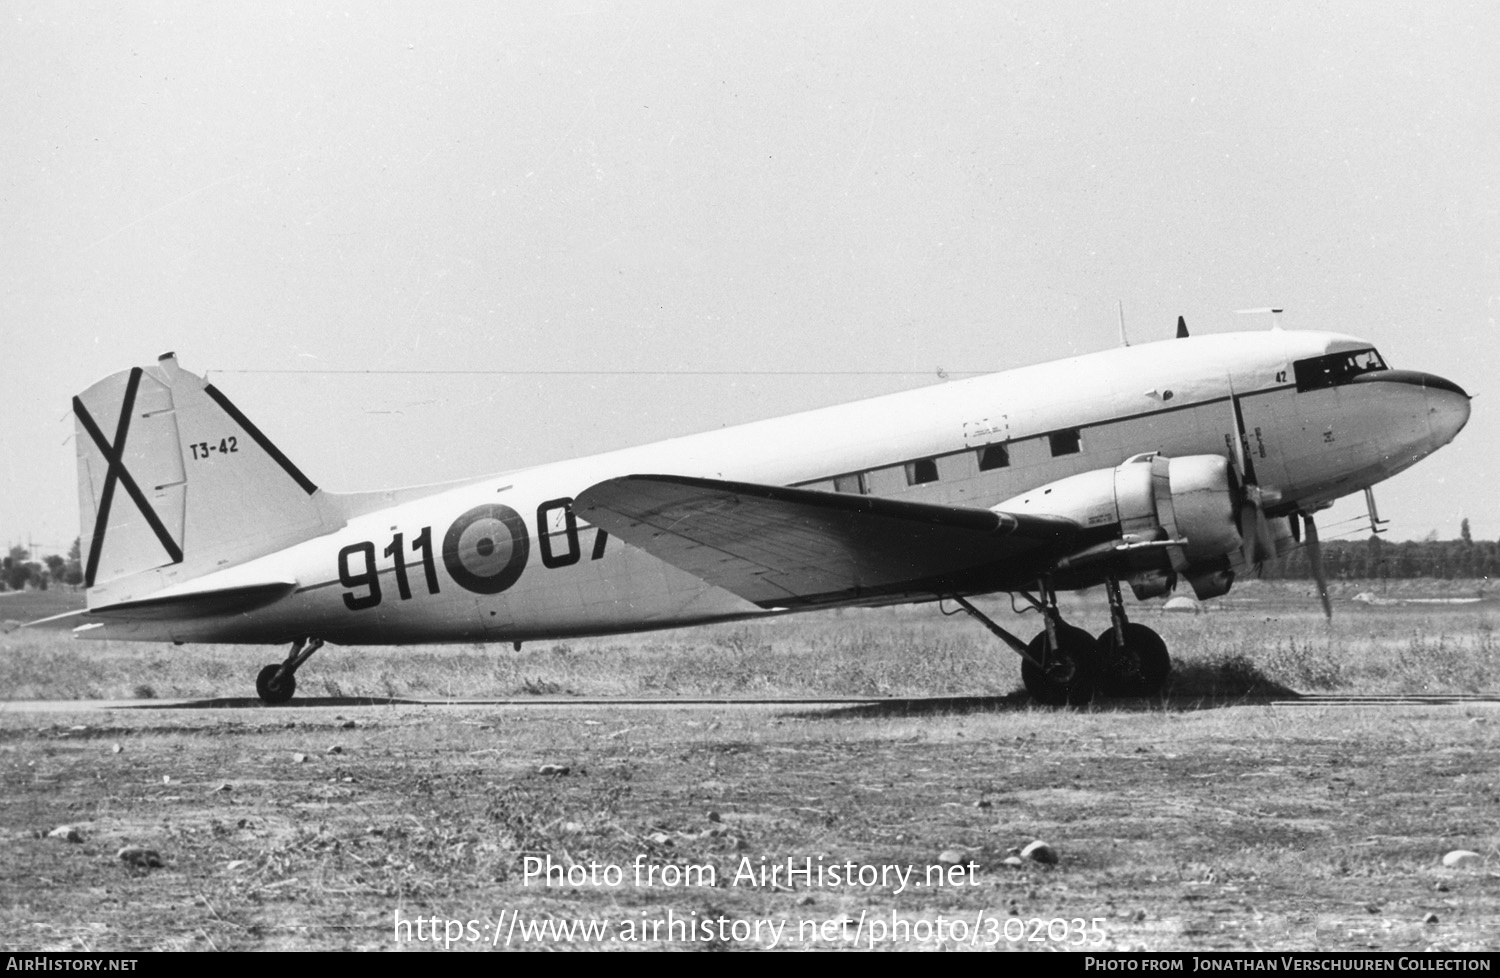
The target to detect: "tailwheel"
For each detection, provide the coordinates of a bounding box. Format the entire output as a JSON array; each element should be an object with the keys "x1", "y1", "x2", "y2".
[
  {"x1": 254, "y1": 637, "x2": 324, "y2": 705},
  {"x1": 256, "y1": 663, "x2": 296, "y2": 704},
  {"x1": 1021, "y1": 623, "x2": 1100, "y2": 706},
  {"x1": 1096, "y1": 623, "x2": 1171, "y2": 698}
]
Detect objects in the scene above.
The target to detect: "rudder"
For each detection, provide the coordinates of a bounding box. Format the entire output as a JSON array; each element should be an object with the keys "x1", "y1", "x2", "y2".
[{"x1": 74, "y1": 353, "x2": 339, "y2": 605}]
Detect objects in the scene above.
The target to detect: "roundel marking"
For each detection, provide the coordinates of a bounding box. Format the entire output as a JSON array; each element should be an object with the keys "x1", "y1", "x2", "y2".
[{"x1": 442, "y1": 503, "x2": 530, "y2": 595}]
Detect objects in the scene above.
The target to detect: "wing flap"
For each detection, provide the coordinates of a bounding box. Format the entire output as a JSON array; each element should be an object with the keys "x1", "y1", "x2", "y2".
[{"x1": 574, "y1": 475, "x2": 1077, "y2": 607}]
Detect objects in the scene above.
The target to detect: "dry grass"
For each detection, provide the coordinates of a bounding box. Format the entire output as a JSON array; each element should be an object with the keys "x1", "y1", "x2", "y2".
[{"x1": 4, "y1": 583, "x2": 1498, "y2": 702}]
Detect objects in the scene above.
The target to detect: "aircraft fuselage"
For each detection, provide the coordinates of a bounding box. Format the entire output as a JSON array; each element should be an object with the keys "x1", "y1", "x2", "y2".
[{"x1": 78, "y1": 329, "x2": 1469, "y2": 647}]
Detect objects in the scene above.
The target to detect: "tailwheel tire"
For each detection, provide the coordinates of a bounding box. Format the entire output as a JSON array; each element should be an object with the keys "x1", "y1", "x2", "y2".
[
  {"x1": 1021, "y1": 624, "x2": 1100, "y2": 706},
  {"x1": 256, "y1": 663, "x2": 296, "y2": 705},
  {"x1": 1096, "y1": 623, "x2": 1171, "y2": 698}
]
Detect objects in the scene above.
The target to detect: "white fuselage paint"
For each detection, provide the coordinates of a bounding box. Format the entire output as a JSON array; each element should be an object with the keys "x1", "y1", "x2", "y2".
[{"x1": 84, "y1": 330, "x2": 1469, "y2": 646}]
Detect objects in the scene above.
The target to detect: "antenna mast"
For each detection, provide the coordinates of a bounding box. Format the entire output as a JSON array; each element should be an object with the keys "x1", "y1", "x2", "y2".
[{"x1": 1235, "y1": 307, "x2": 1285, "y2": 330}]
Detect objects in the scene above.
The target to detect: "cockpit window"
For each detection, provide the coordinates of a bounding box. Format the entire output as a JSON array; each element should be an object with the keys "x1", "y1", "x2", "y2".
[{"x1": 1293, "y1": 348, "x2": 1388, "y2": 392}]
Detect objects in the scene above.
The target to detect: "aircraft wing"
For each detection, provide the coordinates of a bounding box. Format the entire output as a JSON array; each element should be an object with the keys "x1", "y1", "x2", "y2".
[{"x1": 574, "y1": 475, "x2": 1078, "y2": 608}]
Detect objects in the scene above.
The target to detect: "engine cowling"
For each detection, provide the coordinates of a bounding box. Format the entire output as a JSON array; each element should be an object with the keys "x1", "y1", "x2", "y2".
[{"x1": 993, "y1": 453, "x2": 1247, "y2": 599}]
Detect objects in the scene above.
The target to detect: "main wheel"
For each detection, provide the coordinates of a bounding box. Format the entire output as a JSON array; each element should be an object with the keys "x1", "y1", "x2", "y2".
[
  {"x1": 1021, "y1": 624, "x2": 1100, "y2": 706},
  {"x1": 1096, "y1": 623, "x2": 1171, "y2": 697},
  {"x1": 256, "y1": 663, "x2": 296, "y2": 705}
]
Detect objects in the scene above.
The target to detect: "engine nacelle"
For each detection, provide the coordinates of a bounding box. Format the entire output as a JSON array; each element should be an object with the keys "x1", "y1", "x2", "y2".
[{"x1": 994, "y1": 453, "x2": 1244, "y2": 599}]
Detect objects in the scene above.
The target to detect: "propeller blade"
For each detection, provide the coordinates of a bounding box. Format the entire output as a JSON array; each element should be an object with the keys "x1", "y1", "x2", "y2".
[
  {"x1": 1227, "y1": 399, "x2": 1254, "y2": 484},
  {"x1": 1237, "y1": 498, "x2": 1279, "y2": 566},
  {"x1": 1254, "y1": 507, "x2": 1278, "y2": 562},
  {"x1": 1229, "y1": 436, "x2": 1248, "y2": 487},
  {"x1": 1226, "y1": 405, "x2": 1284, "y2": 567},
  {"x1": 1302, "y1": 511, "x2": 1333, "y2": 620}
]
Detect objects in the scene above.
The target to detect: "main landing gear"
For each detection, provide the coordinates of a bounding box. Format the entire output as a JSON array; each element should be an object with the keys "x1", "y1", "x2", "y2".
[
  {"x1": 255, "y1": 636, "x2": 325, "y2": 705},
  {"x1": 1095, "y1": 577, "x2": 1171, "y2": 699},
  {"x1": 952, "y1": 579, "x2": 1171, "y2": 705}
]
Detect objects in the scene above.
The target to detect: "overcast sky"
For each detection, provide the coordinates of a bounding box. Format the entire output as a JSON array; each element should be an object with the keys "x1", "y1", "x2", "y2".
[{"x1": 3, "y1": 2, "x2": 1497, "y2": 559}]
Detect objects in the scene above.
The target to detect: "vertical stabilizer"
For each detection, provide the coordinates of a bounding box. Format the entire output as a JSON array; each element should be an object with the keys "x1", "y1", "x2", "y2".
[{"x1": 74, "y1": 354, "x2": 340, "y2": 604}]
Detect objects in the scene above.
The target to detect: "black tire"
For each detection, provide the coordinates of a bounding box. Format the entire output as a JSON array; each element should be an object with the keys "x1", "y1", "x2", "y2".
[
  {"x1": 256, "y1": 663, "x2": 296, "y2": 705},
  {"x1": 1096, "y1": 623, "x2": 1171, "y2": 697},
  {"x1": 1021, "y1": 624, "x2": 1099, "y2": 706}
]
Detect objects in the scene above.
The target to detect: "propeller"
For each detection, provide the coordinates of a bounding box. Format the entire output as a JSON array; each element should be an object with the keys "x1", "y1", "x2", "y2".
[
  {"x1": 1300, "y1": 510, "x2": 1333, "y2": 620},
  {"x1": 1225, "y1": 398, "x2": 1332, "y2": 618},
  {"x1": 1226, "y1": 400, "x2": 1279, "y2": 566}
]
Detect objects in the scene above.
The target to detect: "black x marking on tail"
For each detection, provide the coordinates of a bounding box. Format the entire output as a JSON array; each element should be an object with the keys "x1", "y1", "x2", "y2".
[{"x1": 73, "y1": 367, "x2": 184, "y2": 587}]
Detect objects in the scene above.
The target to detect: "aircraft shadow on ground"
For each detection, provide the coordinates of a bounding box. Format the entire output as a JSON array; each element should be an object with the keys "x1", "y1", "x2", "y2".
[
  {"x1": 797, "y1": 659, "x2": 1301, "y2": 720},
  {"x1": 136, "y1": 696, "x2": 428, "y2": 710},
  {"x1": 122, "y1": 660, "x2": 1300, "y2": 714}
]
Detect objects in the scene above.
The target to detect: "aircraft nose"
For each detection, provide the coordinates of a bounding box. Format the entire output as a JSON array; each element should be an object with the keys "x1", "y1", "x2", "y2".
[
  {"x1": 1352, "y1": 369, "x2": 1470, "y2": 448},
  {"x1": 1425, "y1": 374, "x2": 1471, "y2": 447}
]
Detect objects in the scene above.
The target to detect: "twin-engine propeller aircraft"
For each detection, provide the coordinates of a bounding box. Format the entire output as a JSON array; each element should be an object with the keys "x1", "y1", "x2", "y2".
[{"x1": 52, "y1": 325, "x2": 1469, "y2": 705}]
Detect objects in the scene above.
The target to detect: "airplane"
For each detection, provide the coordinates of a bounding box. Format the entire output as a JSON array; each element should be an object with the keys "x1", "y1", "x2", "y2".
[{"x1": 49, "y1": 323, "x2": 1469, "y2": 705}]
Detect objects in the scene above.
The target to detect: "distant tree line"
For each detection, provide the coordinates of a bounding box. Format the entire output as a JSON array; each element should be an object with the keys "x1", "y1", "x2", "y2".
[
  {"x1": 1263, "y1": 519, "x2": 1497, "y2": 581},
  {"x1": 1, "y1": 540, "x2": 82, "y2": 591}
]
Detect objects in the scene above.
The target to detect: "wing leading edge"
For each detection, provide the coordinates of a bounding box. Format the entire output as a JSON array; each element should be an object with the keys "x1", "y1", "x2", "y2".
[{"x1": 574, "y1": 475, "x2": 1079, "y2": 608}]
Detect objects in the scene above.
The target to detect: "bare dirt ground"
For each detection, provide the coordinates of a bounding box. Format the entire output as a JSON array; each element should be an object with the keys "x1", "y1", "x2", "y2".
[
  {"x1": 2, "y1": 585, "x2": 1498, "y2": 951},
  {"x1": 2, "y1": 699, "x2": 1497, "y2": 951}
]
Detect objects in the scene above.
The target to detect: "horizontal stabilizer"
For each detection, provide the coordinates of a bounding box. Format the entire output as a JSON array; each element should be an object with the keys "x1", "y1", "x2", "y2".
[
  {"x1": 19, "y1": 609, "x2": 91, "y2": 629},
  {"x1": 86, "y1": 581, "x2": 296, "y2": 621},
  {"x1": 575, "y1": 475, "x2": 1078, "y2": 607}
]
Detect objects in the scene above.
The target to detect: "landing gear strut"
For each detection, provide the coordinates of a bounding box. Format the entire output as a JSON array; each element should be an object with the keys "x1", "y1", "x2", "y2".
[
  {"x1": 255, "y1": 636, "x2": 324, "y2": 705},
  {"x1": 954, "y1": 577, "x2": 1173, "y2": 704},
  {"x1": 1095, "y1": 577, "x2": 1171, "y2": 697},
  {"x1": 1018, "y1": 583, "x2": 1100, "y2": 705},
  {"x1": 952, "y1": 587, "x2": 1099, "y2": 706}
]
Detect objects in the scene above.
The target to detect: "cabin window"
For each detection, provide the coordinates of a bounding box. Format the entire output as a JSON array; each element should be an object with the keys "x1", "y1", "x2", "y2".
[
  {"x1": 905, "y1": 458, "x2": 939, "y2": 486},
  {"x1": 1293, "y1": 348, "x2": 1387, "y2": 392},
  {"x1": 864, "y1": 465, "x2": 906, "y2": 494},
  {"x1": 977, "y1": 443, "x2": 1010, "y2": 471},
  {"x1": 833, "y1": 473, "x2": 867, "y2": 494},
  {"x1": 1049, "y1": 429, "x2": 1081, "y2": 456}
]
